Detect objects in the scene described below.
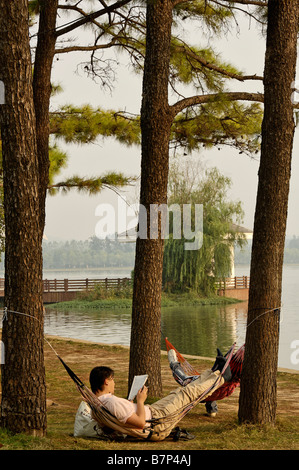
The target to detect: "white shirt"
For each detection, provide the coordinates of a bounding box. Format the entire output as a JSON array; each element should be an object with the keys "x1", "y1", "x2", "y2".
[{"x1": 98, "y1": 393, "x2": 152, "y2": 424}]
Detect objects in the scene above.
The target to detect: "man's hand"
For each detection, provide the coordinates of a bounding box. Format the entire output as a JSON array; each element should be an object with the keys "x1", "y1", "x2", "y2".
[
  {"x1": 126, "y1": 386, "x2": 148, "y2": 429},
  {"x1": 137, "y1": 386, "x2": 148, "y2": 403}
]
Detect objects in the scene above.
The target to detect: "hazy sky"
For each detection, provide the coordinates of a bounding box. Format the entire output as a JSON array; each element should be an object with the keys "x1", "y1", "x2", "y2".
[{"x1": 45, "y1": 13, "x2": 299, "y2": 242}]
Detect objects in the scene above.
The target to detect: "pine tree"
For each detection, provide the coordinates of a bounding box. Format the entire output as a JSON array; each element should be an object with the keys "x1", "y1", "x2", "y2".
[
  {"x1": 0, "y1": 0, "x2": 47, "y2": 435},
  {"x1": 129, "y1": 0, "x2": 265, "y2": 396},
  {"x1": 238, "y1": 0, "x2": 299, "y2": 425}
]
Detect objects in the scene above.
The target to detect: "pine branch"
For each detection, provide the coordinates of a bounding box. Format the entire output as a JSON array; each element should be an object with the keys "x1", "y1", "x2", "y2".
[
  {"x1": 49, "y1": 105, "x2": 141, "y2": 145},
  {"x1": 171, "y1": 91, "x2": 264, "y2": 117},
  {"x1": 47, "y1": 173, "x2": 137, "y2": 195},
  {"x1": 55, "y1": 0, "x2": 132, "y2": 37},
  {"x1": 55, "y1": 39, "x2": 120, "y2": 54},
  {"x1": 173, "y1": 0, "x2": 267, "y2": 10},
  {"x1": 221, "y1": 0, "x2": 267, "y2": 6},
  {"x1": 173, "y1": 45, "x2": 263, "y2": 82}
]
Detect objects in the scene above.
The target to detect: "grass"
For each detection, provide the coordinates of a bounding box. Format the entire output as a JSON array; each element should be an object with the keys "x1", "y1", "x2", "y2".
[
  {"x1": 0, "y1": 337, "x2": 298, "y2": 451},
  {"x1": 51, "y1": 289, "x2": 240, "y2": 310}
]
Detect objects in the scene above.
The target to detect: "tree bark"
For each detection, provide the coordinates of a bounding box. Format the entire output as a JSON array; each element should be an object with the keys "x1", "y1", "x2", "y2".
[
  {"x1": 129, "y1": 0, "x2": 174, "y2": 397},
  {"x1": 33, "y1": 0, "x2": 59, "y2": 231},
  {"x1": 0, "y1": 0, "x2": 47, "y2": 435},
  {"x1": 238, "y1": 0, "x2": 299, "y2": 425}
]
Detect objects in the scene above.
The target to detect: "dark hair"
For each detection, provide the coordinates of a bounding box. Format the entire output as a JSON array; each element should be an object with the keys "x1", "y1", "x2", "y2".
[{"x1": 89, "y1": 366, "x2": 114, "y2": 393}]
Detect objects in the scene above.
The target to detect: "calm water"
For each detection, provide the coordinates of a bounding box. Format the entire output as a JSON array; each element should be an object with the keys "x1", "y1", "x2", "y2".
[{"x1": 43, "y1": 265, "x2": 299, "y2": 371}]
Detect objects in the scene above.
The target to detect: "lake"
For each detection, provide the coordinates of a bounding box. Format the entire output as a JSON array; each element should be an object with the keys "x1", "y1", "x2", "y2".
[{"x1": 43, "y1": 264, "x2": 299, "y2": 372}]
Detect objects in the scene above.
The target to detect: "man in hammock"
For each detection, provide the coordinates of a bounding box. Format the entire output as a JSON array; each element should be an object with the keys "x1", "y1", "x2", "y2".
[{"x1": 74, "y1": 350, "x2": 231, "y2": 441}]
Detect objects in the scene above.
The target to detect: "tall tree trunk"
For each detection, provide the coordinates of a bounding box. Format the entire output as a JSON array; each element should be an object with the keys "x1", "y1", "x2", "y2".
[
  {"x1": 33, "y1": 0, "x2": 58, "y2": 231},
  {"x1": 129, "y1": 0, "x2": 174, "y2": 397},
  {"x1": 0, "y1": 0, "x2": 46, "y2": 435},
  {"x1": 238, "y1": 0, "x2": 299, "y2": 425}
]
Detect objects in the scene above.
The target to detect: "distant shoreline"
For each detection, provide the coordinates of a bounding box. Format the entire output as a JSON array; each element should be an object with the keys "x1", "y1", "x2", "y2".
[{"x1": 43, "y1": 266, "x2": 133, "y2": 273}]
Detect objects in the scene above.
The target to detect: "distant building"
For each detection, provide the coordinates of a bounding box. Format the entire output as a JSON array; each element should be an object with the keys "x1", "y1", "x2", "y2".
[{"x1": 228, "y1": 224, "x2": 253, "y2": 277}]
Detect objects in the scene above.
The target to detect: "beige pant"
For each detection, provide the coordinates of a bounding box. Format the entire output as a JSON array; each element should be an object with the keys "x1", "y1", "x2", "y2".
[{"x1": 148, "y1": 369, "x2": 224, "y2": 441}]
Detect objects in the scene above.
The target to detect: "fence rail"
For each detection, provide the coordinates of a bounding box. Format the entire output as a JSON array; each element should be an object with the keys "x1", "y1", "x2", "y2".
[
  {"x1": 216, "y1": 276, "x2": 250, "y2": 290},
  {"x1": 42, "y1": 277, "x2": 132, "y2": 293},
  {"x1": 0, "y1": 276, "x2": 248, "y2": 295}
]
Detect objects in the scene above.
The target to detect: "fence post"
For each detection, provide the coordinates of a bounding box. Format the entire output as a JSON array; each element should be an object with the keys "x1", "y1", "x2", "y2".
[{"x1": 64, "y1": 279, "x2": 68, "y2": 292}]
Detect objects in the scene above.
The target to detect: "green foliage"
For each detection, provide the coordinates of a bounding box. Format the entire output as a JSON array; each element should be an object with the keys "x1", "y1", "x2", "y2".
[
  {"x1": 162, "y1": 160, "x2": 246, "y2": 296},
  {"x1": 170, "y1": 41, "x2": 240, "y2": 91},
  {"x1": 48, "y1": 173, "x2": 136, "y2": 195},
  {"x1": 49, "y1": 144, "x2": 68, "y2": 185},
  {"x1": 50, "y1": 105, "x2": 141, "y2": 146},
  {"x1": 76, "y1": 280, "x2": 133, "y2": 302},
  {"x1": 171, "y1": 101, "x2": 263, "y2": 155},
  {"x1": 28, "y1": 0, "x2": 40, "y2": 14},
  {"x1": 174, "y1": 0, "x2": 233, "y2": 31}
]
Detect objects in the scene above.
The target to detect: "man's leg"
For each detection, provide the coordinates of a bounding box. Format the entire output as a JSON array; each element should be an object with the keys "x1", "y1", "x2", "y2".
[
  {"x1": 149, "y1": 368, "x2": 224, "y2": 419},
  {"x1": 150, "y1": 348, "x2": 231, "y2": 420},
  {"x1": 205, "y1": 400, "x2": 218, "y2": 417}
]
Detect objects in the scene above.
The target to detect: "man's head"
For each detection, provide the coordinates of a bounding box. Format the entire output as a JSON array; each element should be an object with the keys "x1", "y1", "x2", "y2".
[{"x1": 89, "y1": 366, "x2": 115, "y2": 394}]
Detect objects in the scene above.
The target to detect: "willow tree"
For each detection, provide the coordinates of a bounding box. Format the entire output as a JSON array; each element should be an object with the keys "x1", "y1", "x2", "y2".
[
  {"x1": 238, "y1": 0, "x2": 299, "y2": 425},
  {"x1": 162, "y1": 163, "x2": 245, "y2": 295}
]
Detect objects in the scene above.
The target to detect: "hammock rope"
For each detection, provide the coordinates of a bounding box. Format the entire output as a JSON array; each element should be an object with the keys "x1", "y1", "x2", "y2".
[
  {"x1": 1, "y1": 307, "x2": 234, "y2": 440},
  {"x1": 0, "y1": 304, "x2": 281, "y2": 440}
]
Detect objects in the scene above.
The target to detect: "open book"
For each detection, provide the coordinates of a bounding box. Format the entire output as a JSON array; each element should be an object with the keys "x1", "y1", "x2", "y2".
[{"x1": 127, "y1": 374, "x2": 148, "y2": 401}]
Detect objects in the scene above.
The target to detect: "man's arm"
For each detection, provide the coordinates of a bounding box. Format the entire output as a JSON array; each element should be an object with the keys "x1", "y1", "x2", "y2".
[{"x1": 126, "y1": 386, "x2": 148, "y2": 428}]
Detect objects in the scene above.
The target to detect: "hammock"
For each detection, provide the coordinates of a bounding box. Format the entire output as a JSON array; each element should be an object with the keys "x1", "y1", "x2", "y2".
[
  {"x1": 165, "y1": 338, "x2": 244, "y2": 402},
  {"x1": 57, "y1": 344, "x2": 235, "y2": 442}
]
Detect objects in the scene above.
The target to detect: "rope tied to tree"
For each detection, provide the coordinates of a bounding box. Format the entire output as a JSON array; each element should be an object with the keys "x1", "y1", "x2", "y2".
[
  {"x1": 1, "y1": 307, "x2": 60, "y2": 358},
  {"x1": 247, "y1": 306, "x2": 282, "y2": 328}
]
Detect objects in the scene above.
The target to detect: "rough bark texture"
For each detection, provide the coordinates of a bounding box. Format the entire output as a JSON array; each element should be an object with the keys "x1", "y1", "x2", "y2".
[
  {"x1": 33, "y1": 0, "x2": 58, "y2": 229},
  {"x1": 129, "y1": 0, "x2": 174, "y2": 397},
  {"x1": 238, "y1": 0, "x2": 299, "y2": 425},
  {"x1": 0, "y1": 0, "x2": 47, "y2": 434}
]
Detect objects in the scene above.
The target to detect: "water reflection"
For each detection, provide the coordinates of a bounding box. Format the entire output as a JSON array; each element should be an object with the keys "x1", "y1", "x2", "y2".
[
  {"x1": 44, "y1": 299, "x2": 298, "y2": 371},
  {"x1": 44, "y1": 302, "x2": 248, "y2": 358},
  {"x1": 44, "y1": 308, "x2": 132, "y2": 346},
  {"x1": 160, "y1": 303, "x2": 247, "y2": 357}
]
